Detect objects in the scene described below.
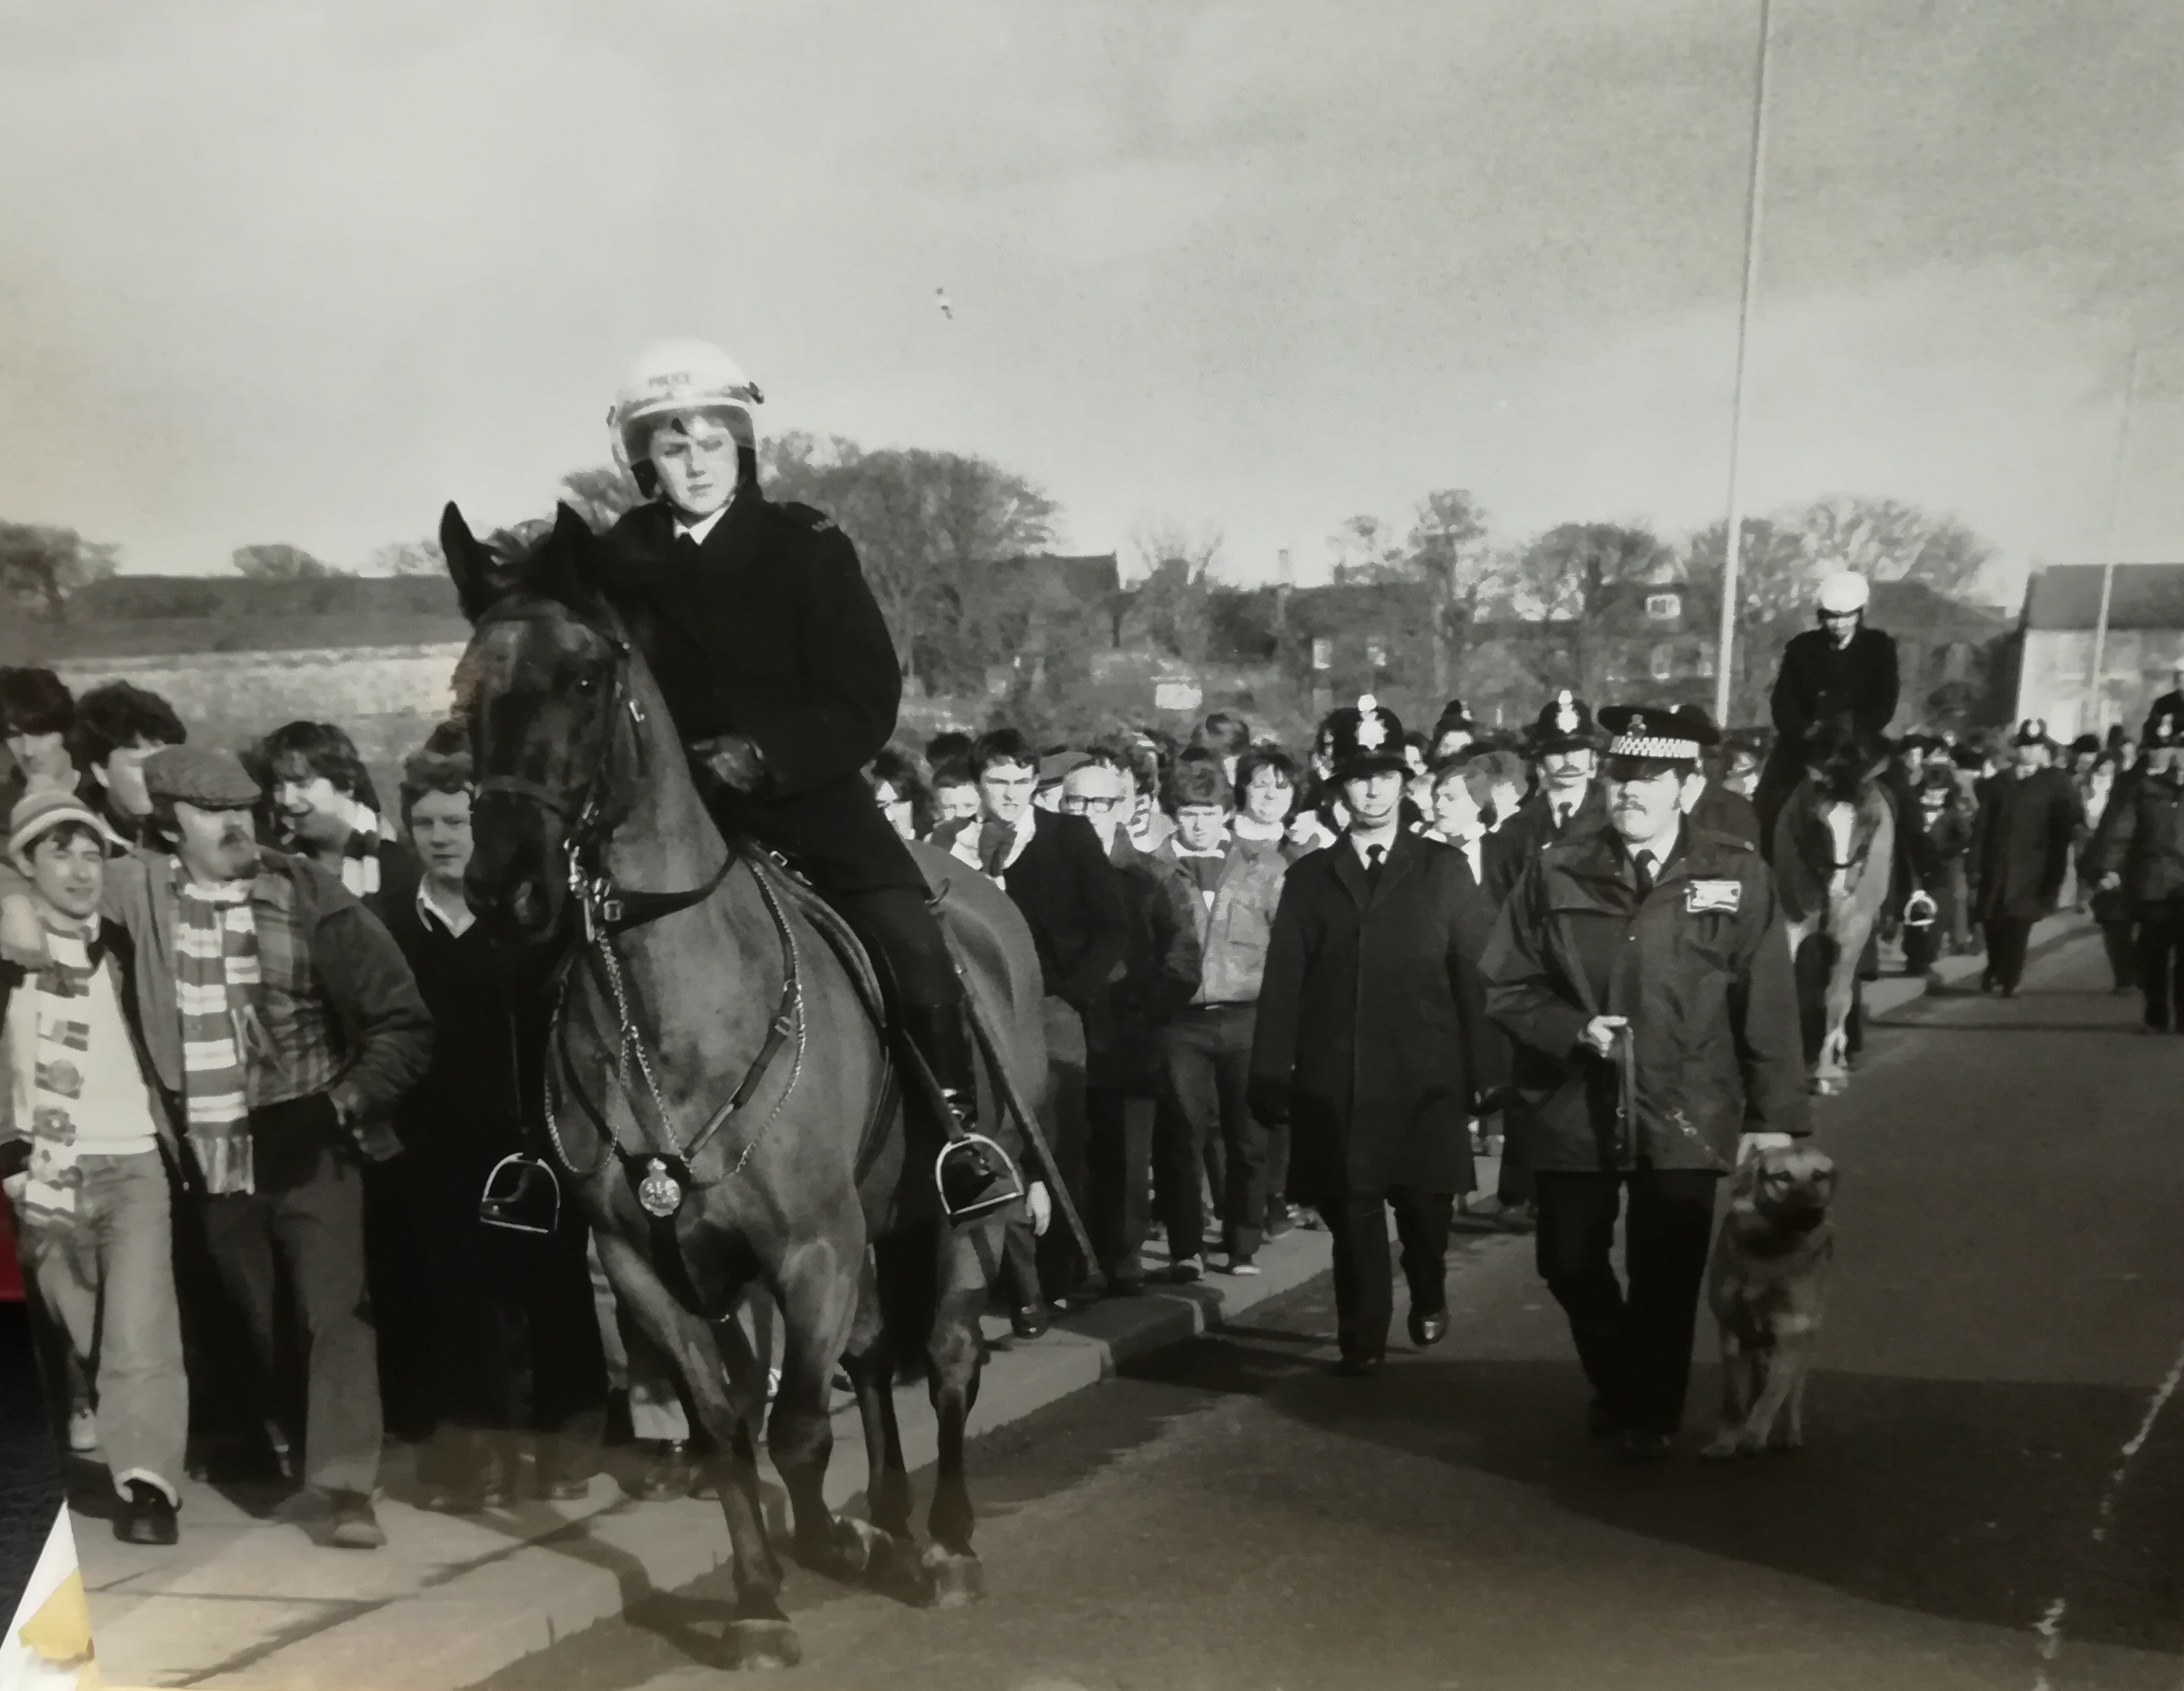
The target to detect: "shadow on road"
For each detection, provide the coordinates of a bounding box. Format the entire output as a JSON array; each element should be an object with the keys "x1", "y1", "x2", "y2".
[{"x1": 1137, "y1": 1328, "x2": 2184, "y2": 1656}]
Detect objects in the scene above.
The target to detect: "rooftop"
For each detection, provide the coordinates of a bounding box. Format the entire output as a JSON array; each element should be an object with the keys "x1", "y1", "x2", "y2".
[{"x1": 2023, "y1": 564, "x2": 2184, "y2": 632}]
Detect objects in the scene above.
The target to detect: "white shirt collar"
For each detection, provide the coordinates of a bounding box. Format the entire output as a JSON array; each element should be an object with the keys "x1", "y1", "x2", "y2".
[
  {"x1": 673, "y1": 505, "x2": 731, "y2": 547},
  {"x1": 417, "y1": 878, "x2": 477, "y2": 938}
]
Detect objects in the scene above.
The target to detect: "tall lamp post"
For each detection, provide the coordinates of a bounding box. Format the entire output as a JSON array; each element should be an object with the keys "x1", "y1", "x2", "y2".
[
  {"x1": 2085, "y1": 347, "x2": 2147, "y2": 735},
  {"x1": 1712, "y1": 0, "x2": 1776, "y2": 727}
]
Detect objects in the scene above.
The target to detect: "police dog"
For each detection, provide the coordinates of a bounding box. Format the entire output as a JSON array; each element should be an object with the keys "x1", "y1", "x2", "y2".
[{"x1": 1701, "y1": 1145, "x2": 1837, "y2": 1458}]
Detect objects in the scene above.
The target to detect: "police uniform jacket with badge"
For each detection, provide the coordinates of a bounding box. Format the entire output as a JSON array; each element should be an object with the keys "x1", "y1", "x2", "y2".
[
  {"x1": 1481, "y1": 823, "x2": 1808, "y2": 1174},
  {"x1": 1249, "y1": 827, "x2": 1501, "y2": 1206},
  {"x1": 602, "y1": 492, "x2": 917, "y2": 894}
]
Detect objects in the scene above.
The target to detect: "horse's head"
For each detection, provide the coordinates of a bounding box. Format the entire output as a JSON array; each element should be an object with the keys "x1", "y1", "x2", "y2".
[
  {"x1": 442, "y1": 501, "x2": 639, "y2": 950},
  {"x1": 1800, "y1": 713, "x2": 1887, "y2": 807}
]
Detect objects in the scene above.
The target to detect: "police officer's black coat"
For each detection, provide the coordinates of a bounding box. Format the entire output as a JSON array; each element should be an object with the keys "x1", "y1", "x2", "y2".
[
  {"x1": 1971, "y1": 765, "x2": 2081, "y2": 922},
  {"x1": 1248, "y1": 829, "x2": 1500, "y2": 1206},
  {"x1": 602, "y1": 493, "x2": 918, "y2": 894},
  {"x1": 1484, "y1": 781, "x2": 1606, "y2": 910},
  {"x1": 1771, "y1": 625, "x2": 1901, "y2": 742}
]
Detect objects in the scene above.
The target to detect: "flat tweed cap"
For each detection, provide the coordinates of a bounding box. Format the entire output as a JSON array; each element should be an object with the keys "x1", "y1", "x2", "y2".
[{"x1": 144, "y1": 745, "x2": 261, "y2": 810}]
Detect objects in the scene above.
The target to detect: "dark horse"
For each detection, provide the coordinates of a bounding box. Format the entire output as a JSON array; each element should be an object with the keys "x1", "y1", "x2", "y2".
[
  {"x1": 442, "y1": 503, "x2": 1047, "y2": 1668},
  {"x1": 1769, "y1": 713, "x2": 1895, "y2": 1096}
]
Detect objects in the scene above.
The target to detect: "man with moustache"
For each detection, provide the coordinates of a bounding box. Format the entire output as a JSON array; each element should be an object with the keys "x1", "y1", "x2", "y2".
[
  {"x1": 0, "y1": 747, "x2": 431, "y2": 1547},
  {"x1": 595, "y1": 338, "x2": 1012, "y2": 1219},
  {"x1": 1482, "y1": 704, "x2": 1806, "y2": 1461},
  {"x1": 1249, "y1": 697, "x2": 1501, "y2": 1376},
  {"x1": 1486, "y1": 691, "x2": 1609, "y2": 908}
]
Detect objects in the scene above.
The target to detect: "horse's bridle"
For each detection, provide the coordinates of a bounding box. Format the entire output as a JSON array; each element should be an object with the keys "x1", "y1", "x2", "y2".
[{"x1": 472, "y1": 610, "x2": 803, "y2": 1220}]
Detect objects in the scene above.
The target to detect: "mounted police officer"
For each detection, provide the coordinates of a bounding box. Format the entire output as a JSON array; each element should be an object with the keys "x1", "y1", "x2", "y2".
[
  {"x1": 592, "y1": 339, "x2": 1009, "y2": 1220},
  {"x1": 1755, "y1": 571, "x2": 1900, "y2": 852},
  {"x1": 1482, "y1": 703, "x2": 1807, "y2": 1460}
]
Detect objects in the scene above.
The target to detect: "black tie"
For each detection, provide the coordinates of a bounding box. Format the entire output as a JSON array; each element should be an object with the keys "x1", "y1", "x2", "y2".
[
  {"x1": 675, "y1": 532, "x2": 704, "y2": 566},
  {"x1": 1365, "y1": 843, "x2": 1386, "y2": 884},
  {"x1": 1633, "y1": 850, "x2": 1657, "y2": 897}
]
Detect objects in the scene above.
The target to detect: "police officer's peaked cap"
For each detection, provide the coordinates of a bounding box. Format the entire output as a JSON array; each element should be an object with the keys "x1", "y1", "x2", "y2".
[
  {"x1": 1524, "y1": 690, "x2": 1602, "y2": 755},
  {"x1": 1598, "y1": 704, "x2": 1720, "y2": 763},
  {"x1": 1321, "y1": 695, "x2": 1409, "y2": 781}
]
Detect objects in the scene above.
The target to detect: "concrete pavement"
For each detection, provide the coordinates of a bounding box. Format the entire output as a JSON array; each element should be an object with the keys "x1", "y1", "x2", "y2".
[
  {"x1": 469, "y1": 919, "x2": 2184, "y2": 1691},
  {"x1": 75, "y1": 913, "x2": 2103, "y2": 1689}
]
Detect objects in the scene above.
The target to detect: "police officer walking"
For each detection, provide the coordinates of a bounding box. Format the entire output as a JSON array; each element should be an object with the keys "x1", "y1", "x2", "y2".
[
  {"x1": 595, "y1": 340, "x2": 1008, "y2": 1216},
  {"x1": 1482, "y1": 704, "x2": 1808, "y2": 1460},
  {"x1": 1249, "y1": 698, "x2": 1500, "y2": 1376}
]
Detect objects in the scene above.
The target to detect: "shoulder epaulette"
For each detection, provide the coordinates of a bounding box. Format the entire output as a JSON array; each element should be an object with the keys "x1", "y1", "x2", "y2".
[{"x1": 769, "y1": 499, "x2": 838, "y2": 535}]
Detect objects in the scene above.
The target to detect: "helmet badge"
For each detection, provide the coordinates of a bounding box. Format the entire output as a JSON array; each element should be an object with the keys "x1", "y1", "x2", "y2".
[
  {"x1": 1354, "y1": 696, "x2": 1388, "y2": 751},
  {"x1": 1554, "y1": 691, "x2": 1578, "y2": 735},
  {"x1": 1629, "y1": 713, "x2": 1648, "y2": 737}
]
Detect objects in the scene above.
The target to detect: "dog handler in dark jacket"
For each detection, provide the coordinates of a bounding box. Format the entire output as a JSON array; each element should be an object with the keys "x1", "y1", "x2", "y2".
[
  {"x1": 1483, "y1": 704, "x2": 1808, "y2": 1461},
  {"x1": 1250, "y1": 697, "x2": 1502, "y2": 1376}
]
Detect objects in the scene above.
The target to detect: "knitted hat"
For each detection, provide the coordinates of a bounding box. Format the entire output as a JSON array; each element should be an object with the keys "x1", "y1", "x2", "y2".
[
  {"x1": 143, "y1": 745, "x2": 261, "y2": 811},
  {"x1": 7, "y1": 789, "x2": 123, "y2": 860}
]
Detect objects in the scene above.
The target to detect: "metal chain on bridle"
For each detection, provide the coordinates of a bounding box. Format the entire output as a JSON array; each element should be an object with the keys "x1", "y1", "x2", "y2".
[{"x1": 478, "y1": 615, "x2": 806, "y2": 1216}]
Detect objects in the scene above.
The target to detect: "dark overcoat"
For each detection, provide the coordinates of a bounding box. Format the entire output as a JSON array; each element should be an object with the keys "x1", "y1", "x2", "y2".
[
  {"x1": 1771, "y1": 624, "x2": 1900, "y2": 741},
  {"x1": 1484, "y1": 781, "x2": 1607, "y2": 909},
  {"x1": 601, "y1": 492, "x2": 918, "y2": 894},
  {"x1": 1248, "y1": 831, "x2": 1499, "y2": 1205},
  {"x1": 1482, "y1": 823, "x2": 1808, "y2": 1174},
  {"x1": 1971, "y1": 766, "x2": 2080, "y2": 922}
]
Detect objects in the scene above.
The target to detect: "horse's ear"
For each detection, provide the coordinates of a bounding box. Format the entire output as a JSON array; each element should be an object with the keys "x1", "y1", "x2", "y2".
[
  {"x1": 441, "y1": 501, "x2": 515, "y2": 624},
  {"x1": 520, "y1": 502, "x2": 609, "y2": 614},
  {"x1": 551, "y1": 502, "x2": 617, "y2": 602}
]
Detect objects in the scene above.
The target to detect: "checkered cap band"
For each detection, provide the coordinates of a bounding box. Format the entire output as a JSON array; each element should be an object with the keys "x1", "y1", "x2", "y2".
[{"x1": 1607, "y1": 735, "x2": 1700, "y2": 760}]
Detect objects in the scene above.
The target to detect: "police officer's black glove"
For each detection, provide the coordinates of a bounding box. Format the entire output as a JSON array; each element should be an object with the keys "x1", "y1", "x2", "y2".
[
  {"x1": 692, "y1": 733, "x2": 771, "y2": 795},
  {"x1": 1246, "y1": 1077, "x2": 1292, "y2": 1126}
]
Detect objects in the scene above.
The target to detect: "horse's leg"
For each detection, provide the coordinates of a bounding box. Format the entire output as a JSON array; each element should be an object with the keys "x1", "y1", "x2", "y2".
[
  {"x1": 767, "y1": 1233, "x2": 896, "y2": 1588},
  {"x1": 920, "y1": 1216, "x2": 1000, "y2": 1608},
  {"x1": 1816, "y1": 916, "x2": 1859, "y2": 1095},
  {"x1": 840, "y1": 1251, "x2": 913, "y2": 1548},
  {"x1": 593, "y1": 1230, "x2": 795, "y2": 1669}
]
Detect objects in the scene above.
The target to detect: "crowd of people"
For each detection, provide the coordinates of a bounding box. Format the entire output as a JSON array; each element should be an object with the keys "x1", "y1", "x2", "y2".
[{"x1": 3, "y1": 331, "x2": 2181, "y2": 1560}]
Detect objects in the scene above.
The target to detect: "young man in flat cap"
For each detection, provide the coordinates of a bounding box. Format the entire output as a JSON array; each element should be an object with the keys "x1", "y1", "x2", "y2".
[
  {"x1": 1486, "y1": 691, "x2": 1607, "y2": 908},
  {"x1": 1970, "y1": 720, "x2": 2082, "y2": 996},
  {"x1": 1249, "y1": 697, "x2": 1502, "y2": 1376},
  {"x1": 1, "y1": 790, "x2": 188, "y2": 1546},
  {"x1": 1, "y1": 747, "x2": 432, "y2": 1547},
  {"x1": 1482, "y1": 703, "x2": 1808, "y2": 1460}
]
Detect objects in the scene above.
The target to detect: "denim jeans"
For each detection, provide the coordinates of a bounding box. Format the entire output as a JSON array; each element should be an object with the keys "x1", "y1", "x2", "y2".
[{"x1": 27, "y1": 1150, "x2": 189, "y2": 1497}]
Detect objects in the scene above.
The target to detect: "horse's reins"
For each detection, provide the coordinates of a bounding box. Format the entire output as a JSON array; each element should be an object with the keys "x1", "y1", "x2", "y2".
[{"x1": 478, "y1": 617, "x2": 805, "y2": 1224}]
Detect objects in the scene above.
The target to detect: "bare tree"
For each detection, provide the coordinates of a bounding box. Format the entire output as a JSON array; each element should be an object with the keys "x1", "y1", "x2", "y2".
[
  {"x1": 1403, "y1": 488, "x2": 1497, "y2": 697},
  {"x1": 364, "y1": 538, "x2": 445, "y2": 577},
  {"x1": 1788, "y1": 495, "x2": 1996, "y2": 598},
  {"x1": 1685, "y1": 516, "x2": 1816, "y2": 721},
  {"x1": 1127, "y1": 517, "x2": 1224, "y2": 665},
  {"x1": 1506, "y1": 522, "x2": 1675, "y2": 698}
]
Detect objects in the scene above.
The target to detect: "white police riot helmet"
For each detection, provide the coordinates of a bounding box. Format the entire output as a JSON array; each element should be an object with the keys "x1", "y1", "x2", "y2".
[
  {"x1": 1816, "y1": 572, "x2": 1871, "y2": 616},
  {"x1": 608, "y1": 340, "x2": 765, "y2": 487}
]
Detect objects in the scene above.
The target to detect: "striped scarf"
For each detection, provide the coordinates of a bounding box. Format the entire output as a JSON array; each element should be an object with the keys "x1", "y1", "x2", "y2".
[
  {"x1": 10, "y1": 926, "x2": 102, "y2": 1226},
  {"x1": 175, "y1": 871, "x2": 259, "y2": 1196},
  {"x1": 332, "y1": 795, "x2": 391, "y2": 898}
]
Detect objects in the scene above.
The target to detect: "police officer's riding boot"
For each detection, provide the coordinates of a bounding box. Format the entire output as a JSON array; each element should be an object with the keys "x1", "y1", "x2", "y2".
[
  {"x1": 479, "y1": 1152, "x2": 561, "y2": 1235},
  {"x1": 902, "y1": 1002, "x2": 1022, "y2": 1225}
]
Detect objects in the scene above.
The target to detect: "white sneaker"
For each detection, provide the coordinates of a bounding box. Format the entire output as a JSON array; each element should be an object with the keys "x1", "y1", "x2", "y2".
[
  {"x1": 1170, "y1": 1255, "x2": 1204, "y2": 1283},
  {"x1": 1224, "y1": 1255, "x2": 1261, "y2": 1277}
]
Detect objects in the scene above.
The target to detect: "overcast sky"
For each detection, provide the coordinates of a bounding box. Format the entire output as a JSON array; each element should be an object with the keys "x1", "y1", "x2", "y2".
[{"x1": 3, "y1": 0, "x2": 2179, "y2": 603}]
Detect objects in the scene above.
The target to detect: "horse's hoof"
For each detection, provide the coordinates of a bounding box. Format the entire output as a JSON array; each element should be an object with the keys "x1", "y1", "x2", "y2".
[
  {"x1": 728, "y1": 1618, "x2": 801, "y2": 1670},
  {"x1": 799, "y1": 1516, "x2": 897, "y2": 1586},
  {"x1": 918, "y1": 1545, "x2": 985, "y2": 1608}
]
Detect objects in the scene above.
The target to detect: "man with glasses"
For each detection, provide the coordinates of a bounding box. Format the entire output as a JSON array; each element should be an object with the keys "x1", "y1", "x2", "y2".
[
  {"x1": 940, "y1": 729, "x2": 1128, "y2": 1324},
  {"x1": 1483, "y1": 704, "x2": 1806, "y2": 1460}
]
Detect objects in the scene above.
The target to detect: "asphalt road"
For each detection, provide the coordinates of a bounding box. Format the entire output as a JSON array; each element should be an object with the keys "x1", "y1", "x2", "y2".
[{"x1": 476, "y1": 928, "x2": 2184, "y2": 1691}]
